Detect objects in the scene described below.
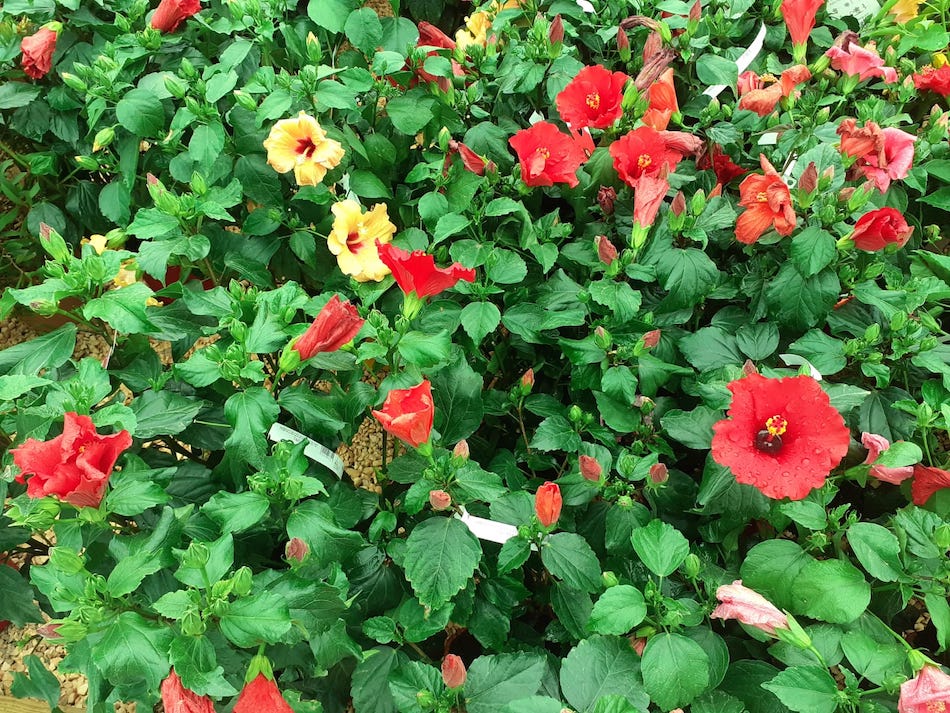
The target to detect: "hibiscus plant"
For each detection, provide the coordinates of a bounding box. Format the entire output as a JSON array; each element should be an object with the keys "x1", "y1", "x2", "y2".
[{"x1": 1, "y1": 0, "x2": 950, "y2": 711}]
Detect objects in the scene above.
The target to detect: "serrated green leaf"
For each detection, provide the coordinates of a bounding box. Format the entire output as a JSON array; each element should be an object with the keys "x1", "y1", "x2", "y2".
[{"x1": 404, "y1": 517, "x2": 482, "y2": 608}]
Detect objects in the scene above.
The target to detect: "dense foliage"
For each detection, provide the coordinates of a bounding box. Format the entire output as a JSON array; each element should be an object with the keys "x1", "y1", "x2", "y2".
[{"x1": 1, "y1": 0, "x2": 950, "y2": 710}]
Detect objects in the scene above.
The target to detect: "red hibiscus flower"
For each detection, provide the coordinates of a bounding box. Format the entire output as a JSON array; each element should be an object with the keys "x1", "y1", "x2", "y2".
[
  {"x1": 233, "y1": 674, "x2": 293, "y2": 713},
  {"x1": 780, "y1": 0, "x2": 824, "y2": 56},
  {"x1": 837, "y1": 119, "x2": 916, "y2": 192},
  {"x1": 161, "y1": 669, "x2": 215, "y2": 713},
  {"x1": 377, "y1": 242, "x2": 475, "y2": 298},
  {"x1": 509, "y1": 121, "x2": 589, "y2": 188},
  {"x1": 898, "y1": 665, "x2": 950, "y2": 713},
  {"x1": 12, "y1": 412, "x2": 133, "y2": 508},
  {"x1": 609, "y1": 126, "x2": 684, "y2": 189},
  {"x1": 734, "y1": 155, "x2": 796, "y2": 244},
  {"x1": 913, "y1": 65, "x2": 950, "y2": 97},
  {"x1": 698, "y1": 145, "x2": 747, "y2": 187},
  {"x1": 292, "y1": 295, "x2": 364, "y2": 360},
  {"x1": 414, "y1": 22, "x2": 465, "y2": 87},
  {"x1": 20, "y1": 27, "x2": 58, "y2": 79},
  {"x1": 911, "y1": 464, "x2": 950, "y2": 506},
  {"x1": 711, "y1": 374, "x2": 851, "y2": 500},
  {"x1": 851, "y1": 207, "x2": 913, "y2": 251},
  {"x1": 641, "y1": 68, "x2": 678, "y2": 131},
  {"x1": 555, "y1": 64, "x2": 629, "y2": 130},
  {"x1": 826, "y1": 41, "x2": 897, "y2": 83},
  {"x1": 151, "y1": 0, "x2": 201, "y2": 32},
  {"x1": 737, "y1": 65, "x2": 811, "y2": 116},
  {"x1": 372, "y1": 380, "x2": 435, "y2": 448},
  {"x1": 535, "y1": 482, "x2": 562, "y2": 527}
]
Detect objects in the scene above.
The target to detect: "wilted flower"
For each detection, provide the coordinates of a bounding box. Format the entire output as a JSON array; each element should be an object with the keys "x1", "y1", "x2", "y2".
[
  {"x1": 264, "y1": 112, "x2": 344, "y2": 187},
  {"x1": 595, "y1": 235, "x2": 618, "y2": 265},
  {"x1": 292, "y1": 295, "x2": 364, "y2": 360},
  {"x1": 826, "y1": 40, "x2": 897, "y2": 83},
  {"x1": 711, "y1": 374, "x2": 850, "y2": 500},
  {"x1": 327, "y1": 200, "x2": 396, "y2": 282},
  {"x1": 711, "y1": 580, "x2": 789, "y2": 635},
  {"x1": 837, "y1": 118, "x2": 915, "y2": 193},
  {"x1": 861, "y1": 433, "x2": 914, "y2": 485},
  {"x1": 641, "y1": 69, "x2": 678, "y2": 131},
  {"x1": 642, "y1": 329, "x2": 661, "y2": 348},
  {"x1": 597, "y1": 186, "x2": 617, "y2": 215},
  {"x1": 913, "y1": 65, "x2": 950, "y2": 96},
  {"x1": 649, "y1": 463, "x2": 668, "y2": 484},
  {"x1": 285, "y1": 537, "x2": 309, "y2": 563},
  {"x1": 20, "y1": 26, "x2": 58, "y2": 79}
]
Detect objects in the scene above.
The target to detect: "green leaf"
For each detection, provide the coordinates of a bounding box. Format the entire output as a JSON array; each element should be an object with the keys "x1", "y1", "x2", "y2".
[
  {"x1": 679, "y1": 327, "x2": 743, "y2": 371},
  {"x1": 106, "y1": 549, "x2": 162, "y2": 597},
  {"x1": 130, "y1": 389, "x2": 203, "y2": 439},
  {"x1": 0, "y1": 565, "x2": 42, "y2": 626},
  {"x1": 460, "y1": 302, "x2": 501, "y2": 345},
  {"x1": 588, "y1": 585, "x2": 647, "y2": 635},
  {"x1": 308, "y1": 0, "x2": 357, "y2": 32},
  {"x1": 840, "y1": 630, "x2": 906, "y2": 685},
  {"x1": 0, "y1": 323, "x2": 75, "y2": 376},
  {"x1": 344, "y1": 7, "x2": 383, "y2": 53},
  {"x1": 430, "y1": 356, "x2": 484, "y2": 445},
  {"x1": 83, "y1": 283, "x2": 156, "y2": 334},
  {"x1": 353, "y1": 647, "x2": 405, "y2": 713},
  {"x1": 350, "y1": 169, "x2": 393, "y2": 199},
  {"x1": 589, "y1": 280, "x2": 642, "y2": 322},
  {"x1": 452, "y1": 461, "x2": 506, "y2": 503},
  {"x1": 762, "y1": 666, "x2": 838, "y2": 713},
  {"x1": 847, "y1": 522, "x2": 902, "y2": 582},
  {"x1": 175, "y1": 533, "x2": 234, "y2": 588},
  {"x1": 485, "y1": 249, "x2": 527, "y2": 284},
  {"x1": 397, "y1": 329, "x2": 452, "y2": 368},
  {"x1": 540, "y1": 532, "x2": 602, "y2": 593},
  {"x1": 203, "y1": 491, "x2": 271, "y2": 533},
  {"x1": 224, "y1": 387, "x2": 280, "y2": 467},
  {"x1": 765, "y1": 264, "x2": 839, "y2": 331},
  {"x1": 660, "y1": 405, "x2": 721, "y2": 449},
  {"x1": 641, "y1": 633, "x2": 711, "y2": 710},
  {"x1": 433, "y1": 213, "x2": 471, "y2": 245},
  {"x1": 696, "y1": 53, "x2": 739, "y2": 86},
  {"x1": 787, "y1": 330, "x2": 847, "y2": 376},
  {"x1": 0, "y1": 82, "x2": 42, "y2": 110},
  {"x1": 287, "y1": 501, "x2": 364, "y2": 567},
  {"x1": 386, "y1": 92, "x2": 434, "y2": 134},
  {"x1": 115, "y1": 89, "x2": 165, "y2": 137},
  {"x1": 220, "y1": 591, "x2": 293, "y2": 647},
  {"x1": 465, "y1": 653, "x2": 547, "y2": 713},
  {"x1": 874, "y1": 440, "x2": 923, "y2": 468},
  {"x1": 389, "y1": 661, "x2": 443, "y2": 713},
  {"x1": 0, "y1": 374, "x2": 50, "y2": 401},
  {"x1": 169, "y1": 635, "x2": 237, "y2": 698},
  {"x1": 655, "y1": 249, "x2": 720, "y2": 310},
  {"x1": 530, "y1": 415, "x2": 581, "y2": 452},
  {"x1": 631, "y1": 519, "x2": 690, "y2": 577},
  {"x1": 90, "y1": 612, "x2": 172, "y2": 691},
  {"x1": 497, "y1": 537, "x2": 531, "y2": 574},
  {"x1": 404, "y1": 516, "x2": 482, "y2": 608},
  {"x1": 736, "y1": 322, "x2": 780, "y2": 360},
  {"x1": 790, "y1": 227, "x2": 836, "y2": 278},
  {"x1": 551, "y1": 583, "x2": 594, "y2": 641},
  {"x1": 105, "y1": 475, "x2": 170, "y2": 516},
  {"x1": 560, "y1": 635, "x2": 648, "y2": 712},
  {"x1": 790, "y1": 558, "x2": 870, "y2": 624},
  {"x1": 11, "y1": 655, "x2": 60, "y2": 710}
]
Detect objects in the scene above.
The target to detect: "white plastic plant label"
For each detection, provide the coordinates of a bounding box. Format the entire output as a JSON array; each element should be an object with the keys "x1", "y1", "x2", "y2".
[
  {"x1": 268, "y1": 422, "x2": 345, "y2": 478},
  {"x1": 703, "y1": 23, "x2": 767, "y2": 99}
]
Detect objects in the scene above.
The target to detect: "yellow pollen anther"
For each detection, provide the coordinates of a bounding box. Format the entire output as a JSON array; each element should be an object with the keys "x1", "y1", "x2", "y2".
[
  {"x1": 536, "y1": 147, "x2": 551, "y2": 159},
  {"x1": 586, "y1": 92, "x2": 601, "y2": 110},
  {"x1": 927, "y1": 702, "x2": 946, "y2": 713},
  {"x1": 765, "y1": 415, "x2": 788, "y2": 437},
  {"x1": 637, "y1": 154, "x2": 652, "y2": 169},
  {"x1": 756, "y1": 191, "x2": 769, "y2": 202}
]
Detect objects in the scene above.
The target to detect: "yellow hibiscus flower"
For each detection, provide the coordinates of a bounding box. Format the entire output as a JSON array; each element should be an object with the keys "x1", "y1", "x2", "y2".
[
  {"x1": 889, "y1": 0, "x2": 920, "y2": 23},
  {"x1": 327, "y1": 200, "x2": 396, "y2": 282},
  {"x1": 81, "y1": 234, "x2": 109, "y2": 255},
  {"x1": 456, "y1": 11, "x2": 492, "y2": 49},
  {"x1": 263, "y1": 112, "x2": 345, "y2": 187}
]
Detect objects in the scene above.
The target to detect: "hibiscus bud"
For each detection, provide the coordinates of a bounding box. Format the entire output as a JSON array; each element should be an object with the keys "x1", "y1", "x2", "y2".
[
  {"x1": 429, "y1": 489, "x2": 452, "y2": 511},
  {"x1": 61, "y1": 72, "x2": 87, "y2": 92},
  {"x1": 642, "y1": 329, "x2": 661, "y2": 349},
  {"x1": 535, "y1": 482, "x2": 562, "y2": 528},
  {"x1": 595, "y1": 235, "x2": 618, "y2": 265},
  {"x1": 819, "y1": 165, "x2": 835, "y2": 190},
  {"x1": 75, "y1": 155, "x2": 99, "y2": 170},
  {"x1": 742, "y1": 359, "x2": 759, "y2": 377},
  {"x1": 683, "y1": 553, "x2": 701, "y2": 578},
  {"x1": 649, "y1": 463, "x2": 669, "y2": 484},
  {"x1": 838, "y1": 187, "x2": 856, "y2": 202},
  {"x1": 453, "y1": 440, "x2": 470, "y2": 460},
  {"x1": 36, "y1": 623, "x2": 63, "y2": 640},
  {"x1": 597, "y1": 185, "x2": 617, "y2": 215},
  {"x1": 285, "y1": 537, "x2": 309, "y2": 563},
  {"x1": 579, "y1": 455, "x2": 602, "y2": 482},
  {"x1": 233, "y1": 90, "x2": 257, "y2": 111},
  {"x1": 617, "y1": 28, "x2": 631, "y2": 61},
  {"x1": 441, "y1": 654, "x2": 467, "y2": 688},
  {"x1": 670, "y1": 191, "x2": 687, "y2": 216},
  {"x1": 521, "y1": 368, "x2": 535, "y2": 390},
  {"x1": 92, "y1": 127, "x2": 115, "y2": 153},
  {"x1": 630, "y1": 637, "x2": 648, "y2": 655},
  {"x1": 798, "y1": 161, "x2": 818, "y2": 194},
  {"x1": 602, "y1": 570, "x2": 619, "y2": 587},
  {"x1": 548, "y1": 14, "x2": 564, "y2": 46},
  {"x1": 594, "y1": 326, "x2": 612, "y2": 350}
]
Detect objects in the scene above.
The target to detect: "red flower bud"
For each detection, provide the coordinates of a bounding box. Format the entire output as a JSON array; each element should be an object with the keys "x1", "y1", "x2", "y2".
[
  {"x1": 285, "y1": 537, "x2": 309, "y2": 562},
  {"x1": 630, "y1": 636, "x2": 647, "y2": 656},
  {"x1": 548, "y1": 14, "x2": 564, "y2": 45},
  {"x1": 292, "y1": 295, "x2": 364, "y2": 360},
  {"x1": 429, "y1": 489, "x2": 452, "y2": 511},
  {"x1": 453, "y1": 440, "x2": 470, "y2": 460},
  {"x1": 441, "y1": 654, "x2": 467, "y2": 689},
  {"x1": 161, "y1": 668, "x2": 215, "y2": 713},
  {"x1": 617, "y1": 28, "x2": 630, "y2": 52},
  {"x1": 670, "y1": 191, "x2": 686, "y2": 216},
  {"x1": 798, "y1": 162, "x2": 818, "y2": 194},
  {"x1": 596, "y1": 235, "x2": 618, "y2": 266},
  {"x1": 649, "y1": 463, "x2": 668, "y2": 484},
  {"x1": 233, "y1": 674, "x2": 293, "y2": 713},
  {"x1": 642, "y1": 329, "x2": 661, "y2": 348},
  {"x1": 851, "y1": 207, "x2": 913, "y2": 251},
  {"x1": 457, "y1": 143, "x2": 487, "y2": 176},
  {"x1": 579, "y1": 455, "x2": 602, "y2": 482},
  {"x1": 742, "y1": 359, "x2": 759, "y2": 377},
  {"x1": 597, "y1": 185, "x2": 617, "y2": 215},
  {"x1": 521, "y1": 368, "x2": 535, "y2": 389},
  {"x1": 535, "y1": 482, "x2": 562, "y2": 527}
]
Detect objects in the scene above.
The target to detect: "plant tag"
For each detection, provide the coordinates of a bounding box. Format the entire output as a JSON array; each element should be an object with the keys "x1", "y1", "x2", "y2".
[
  {"x1": 826, "y1": 0, "x2": 879, "y2": 21},
  {"x1": 758, "y1": 133, "x2": 780, "y2": 145},
  {"x1": 268, "y1": 422, "x2": 345, "y2": 478},
  {"x1": 779, "y1": 354, "x2": 823, "y2": 380},
  {"x1": 456, "y1": 507, "x2": 538, "y2": 550},
  {"x1": 703, "y1": 23, "x2": 767, "y2": 98}
]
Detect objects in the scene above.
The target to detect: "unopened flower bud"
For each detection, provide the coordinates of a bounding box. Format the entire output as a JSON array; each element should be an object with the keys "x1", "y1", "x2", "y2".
[
  {"x1": 838, "y1": 187, "x2": 856, "y2": 202},
  {"x1": 798, "y1": 162, "x2": 818, "y2": 194},
  {"x1": 568, "y1": 405, "x2": 583, "y2": 423},
  {"x1": 521, "y1": 368, "x2": 535, "y2": 390},
  {"x1": 649, "y1": 463, "x2": 668, "y2": 484},
  {"x1": 548, "y1": 14, "x2": 564, "y2": 46},
  {"x1": 416, "y1": 691, "x2": 436, "y2": 710},
  {"x1": 61, "y1": 72, "x2": 87, "y2": 92},
  {"x1": 670, "y1": 191, "x2": 686, "y2": 216},
  {"x1": 579, "y1": 455, "x2": 602, "y2": 482},
  {"x1": 453, "y1": 440, "x2": 470, "y2": 460},
  {"x1": 429, "y1": 490, "x2": 452, "y2": 511},
  {"x1": 594, "y1": 326, "x2": 612, "y2": 349},
  {"x1": 233, "y1": 90, "x2": 257, "y2": 111},
  {"x1": 819, "y1": 165, "x2": 835, "y2": 190},
  {"x1": 742, "y1": 359, "x2": 759, "y2": 377},
  {"x1": 596, "y1": 235, "x2": 618, "y2": 265},
  {"x1": 617, "y1": 28, "x2": 630, "y2": 60},
  {"x1": 74, "y1": 155, "x2": 99, "y2": 170},
  {"x1": 683, "y1": 553, "x2": 701, "y2": 578},
  {"x1": 441, "y1": 654, "x2": 467, "y2": 688},
  {"x1": 92, "y1": 127, "x2": 115, "y2": 153},
  {"x1": 602, "y1": 570, "x2": 619, "y2": 587},
  {"x1": 642, "y1": 329, "x2": 661, "y2": 349},
  {"x1": 164, "y1": 74, "x2": 188, "y2": 98},
  {"x1": 285, "y1": 537, "x2": 309, "y2": 563},
  {"x1": 630, "y1": 636, "x2": 647, "y2": 655},
  {"x1": 597, "y1": 185, "x2": 616, "y2": 215}
]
